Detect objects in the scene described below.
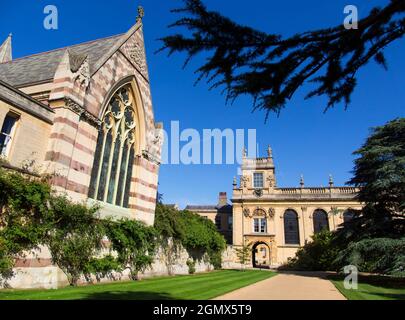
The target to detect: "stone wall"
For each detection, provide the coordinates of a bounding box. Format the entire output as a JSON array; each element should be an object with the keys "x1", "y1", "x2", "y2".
[{"x1": 2, "y1": 245, "x2": 240, "y2": 290}]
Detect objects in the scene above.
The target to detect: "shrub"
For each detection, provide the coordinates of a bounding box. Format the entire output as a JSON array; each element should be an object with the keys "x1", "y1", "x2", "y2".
[
  {"x1": 282, "y1": 230, "x2": 340, "y2": 271},
  {"x1": 0, "y1": 168, "x2": 51, "y2": 283},
  {"x1": 186, "y1": 259, "x2": 196, "y2": 274},
  {"x1": 154, "y1": 204, "x2": 226, "y2": 270},
  {"x1": 84, "y1": 255, "x2": 122, "y2": 282},
  {"x1": 45, "y1": 196, "x2": 104, "y2": 286},
  {"x1": 335, "y1": 238, "x2": 405, "y2": 277},
  {"x1": 105, "y1": 219, "x2": 157, "y2": 281}
]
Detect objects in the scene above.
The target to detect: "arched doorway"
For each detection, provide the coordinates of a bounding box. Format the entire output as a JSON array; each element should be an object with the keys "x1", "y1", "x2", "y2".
[{"x1": 252, "y1": 242, "x2": 271, "y2": 269}]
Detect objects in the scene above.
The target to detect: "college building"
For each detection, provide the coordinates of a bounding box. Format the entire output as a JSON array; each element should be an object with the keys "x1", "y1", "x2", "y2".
[
  {"x1": 0, "y1": 12, "x2": 163, "y2": 288},
  {"x1": 187, "y1": 147, "x2": 363, "y2": 267}
]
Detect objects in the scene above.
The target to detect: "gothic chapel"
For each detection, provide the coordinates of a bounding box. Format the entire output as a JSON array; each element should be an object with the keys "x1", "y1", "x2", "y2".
[{"x1": 0, "y1": 9, "x2": 163, "y2": 288}]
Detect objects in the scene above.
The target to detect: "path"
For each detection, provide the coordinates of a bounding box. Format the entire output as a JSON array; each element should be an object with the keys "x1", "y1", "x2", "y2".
[{"x1": 214, "y1": 271, "x2": 346, "y2": 300}]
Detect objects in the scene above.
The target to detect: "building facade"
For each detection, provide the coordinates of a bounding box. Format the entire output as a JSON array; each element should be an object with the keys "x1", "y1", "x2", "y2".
[
  {"x1": 190, "y1": 147, "x2": 362, "y2": 267},
  {"x1": 0, "y1": 12, "x2": 162, "y2": 226},
  {"x1": 233, "y1": 147, "x2": 362, "y2": 267},
  {"x1": 0, "y1": 11, "x2": 163, "y2": 288},
  {"x1": 186, "y1": 192, "x2": 233, "y2": 244}
]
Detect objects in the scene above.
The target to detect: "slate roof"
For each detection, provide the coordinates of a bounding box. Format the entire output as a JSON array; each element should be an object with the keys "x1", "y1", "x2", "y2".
[
  {"x1": 0, "y1": 79, "x2": 54, "y2": 123},
  {"x1": 185, "y1": 204, "x2": 233, "y2": 213},
  {"x1": 0, "y1": 34, "x2": 123, "y2": 87}
]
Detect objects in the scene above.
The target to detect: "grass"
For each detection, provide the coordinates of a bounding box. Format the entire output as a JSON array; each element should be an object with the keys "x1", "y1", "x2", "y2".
[
  {"x1": 0, "y1": 269, "x2": 276, "y2": 300},
  {"x1": 330, "y1": 274, "x2": 405, "y2": 300}
]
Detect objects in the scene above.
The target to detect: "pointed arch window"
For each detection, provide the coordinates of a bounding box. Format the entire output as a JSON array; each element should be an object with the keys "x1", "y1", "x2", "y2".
[
  {"x1": 313, "y1": 209, "x2": 330, "y2": 233},
  {"x1": 284, "y1": 210, "x2": 300, "y2": 245},
  {"x1": 88, "y1": 85, "x2": 137, "y2": 208}
]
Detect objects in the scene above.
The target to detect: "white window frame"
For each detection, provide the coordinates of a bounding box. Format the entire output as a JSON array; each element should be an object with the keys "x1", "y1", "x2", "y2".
[
  {"x1": 0, "y1": 112, "x2": 19, "y2": 158},
  {"x1": 253, "y1": 218, "x2": 267, "y2": 234},
  {"x1": 253, "y1": 172, "x2": 264, "y2": 189}
]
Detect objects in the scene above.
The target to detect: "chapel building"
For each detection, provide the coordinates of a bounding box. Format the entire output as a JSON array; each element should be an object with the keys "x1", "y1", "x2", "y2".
[{"x1": 0, "y1": 12, "x2": 163, "y2": 227}]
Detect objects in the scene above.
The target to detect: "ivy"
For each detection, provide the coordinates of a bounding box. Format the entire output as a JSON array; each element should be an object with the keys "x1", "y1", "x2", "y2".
[
  {"x1": 154, "y1": 204, "x2": 226, "y2": 269},
  {"x1": 44, "y1": 196, "x2": 105, "y2": 286},
  {"x1": 104, "y1": 219, "x2": 157, "y2": 280}
]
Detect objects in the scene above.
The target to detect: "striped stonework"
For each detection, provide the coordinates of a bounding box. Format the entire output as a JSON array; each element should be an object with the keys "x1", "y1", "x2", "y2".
[
  {"x1": 44, "y1": 21, "x2": 162, "y2": 221},
  {"x1": 1, "y1": 17, "x2": 163, "y2": 289}
]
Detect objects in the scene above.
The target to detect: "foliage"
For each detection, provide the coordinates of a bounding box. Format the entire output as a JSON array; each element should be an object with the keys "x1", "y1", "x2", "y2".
[
  {"x1": 0, "y1": 168, "x2": 51, "y2": 283},
  {"x1": 287, "y1": 119, "x2": 405, "y2": 275},
  {"x1": 45, "y1": 196, "x2": 105, "y2": 286},
  {"x1": 342, "y1": 118, "x2": 405, "y2": 240},
  {"x1": 105, "y1": 219, "x2": 157, "y2": 280},
  {"x1": 186, "y1": 259, "x2": 196, "y2": 274},
  {"x1": 159, "y1": 0, "x2": 405, "y2": 118},
  {"x1": 154, "y1": 204, "x2": 226, "y2": 270},
  {"x1": 235, "y1": 242, "x2": 252, "y2": 270},
  {"x1": 335, "y1": 238, "x2": 405, "y2": 277},
  {"x1": 282, "y1": 230, "x2": 340, "y2": 271},
  {"x1": 84, "y1": 255, "x2": 122, "y2": 282}
]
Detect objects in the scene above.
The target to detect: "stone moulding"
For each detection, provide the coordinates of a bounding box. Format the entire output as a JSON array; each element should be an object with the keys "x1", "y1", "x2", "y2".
[{"x1": 62, "y1": 98, "x2": 102, "y2": 127}]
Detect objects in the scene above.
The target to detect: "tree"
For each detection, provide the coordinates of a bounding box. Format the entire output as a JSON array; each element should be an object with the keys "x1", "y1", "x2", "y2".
[
  {"x1": 159, "y1": 0, "x2": 405, "y2": 118},
  {"x1": 234, "y1": 242, "x2": 252, "y2": 270},
  {"x1": 337, "y1": 118, "x2": 405, "y2": 242}
]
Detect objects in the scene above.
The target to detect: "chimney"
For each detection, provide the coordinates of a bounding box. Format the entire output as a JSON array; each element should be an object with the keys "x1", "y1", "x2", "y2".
[{"x1": 218, "y1": 192, "x2": 228, "y2": 207}]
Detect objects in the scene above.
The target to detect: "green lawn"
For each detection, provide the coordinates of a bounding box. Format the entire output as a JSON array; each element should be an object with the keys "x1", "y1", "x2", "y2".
[
  {"x1": 330, "y1": 275, "x2": 405, "y2": 300},
  {"x1": 0, "y1": 270, "x2": 276, "y2": 300}
]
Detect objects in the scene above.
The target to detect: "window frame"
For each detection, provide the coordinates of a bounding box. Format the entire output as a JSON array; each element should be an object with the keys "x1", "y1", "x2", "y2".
[
  {"x1": 253, "y1": 172, "x2": 264, "y2": 189},
  {"x1": 313, "y1": 209, "x2": 330, "y2": 234},
  {"x1": 284, "y1": 209, "x2": 300, "y2": 245},
  {"x1": 253, "y1": 217, "x2": 267, "y2": 234},
  {"x1": 0, "y1": 111, "x2": 20, "y2": 158},
  {"x1": 88, "y1": 85, "x2": 137, "y2": 208}
]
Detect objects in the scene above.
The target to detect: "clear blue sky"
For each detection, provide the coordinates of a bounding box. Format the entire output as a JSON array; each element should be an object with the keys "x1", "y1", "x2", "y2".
[{"x1": 1, "y1": 0, "x2": 404, "y2": 208}]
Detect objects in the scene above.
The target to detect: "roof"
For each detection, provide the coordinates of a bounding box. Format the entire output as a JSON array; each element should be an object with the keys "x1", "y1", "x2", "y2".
[
  {"x1": 0, "y1": 34, "x2": 12, "y2": 63},
  {"x1": 0, "y1": 79, "x2": 54, "y2": 123},
  {"x1": 185, "y1": 204, "x2": 233, "y2": 213},
  {"x1": 0, "y1": 34, "x2": 123, "y2": 87}
]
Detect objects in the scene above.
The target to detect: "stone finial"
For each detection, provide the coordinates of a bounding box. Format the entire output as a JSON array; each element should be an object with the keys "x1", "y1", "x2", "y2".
[
  {"x1": 0, "y1": 33, "x2": 12, "y2": 63},
  {"x1": 267, "y1": 145, "x2": 273, "y2": 159},
  {"x1": 329, "y1": 174, "x2": 334, "y2": 188},
  {"x1": 136, "y1": 5, "x2": 145, "y2": 23},
  {"x1": 233, "y1": 176, "x2": 237, "y2": 187},
  {"x1": 300, "y1": 174, "x2": 305, "y2": 188},
  {"x1": 242, "y1": 146, "x2": 247, "y2": 158}
]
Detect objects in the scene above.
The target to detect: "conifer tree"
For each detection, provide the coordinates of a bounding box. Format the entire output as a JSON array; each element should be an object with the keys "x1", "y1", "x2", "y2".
[{"x1": 159, "y1": 0, "x2": 405, "y2": 118}]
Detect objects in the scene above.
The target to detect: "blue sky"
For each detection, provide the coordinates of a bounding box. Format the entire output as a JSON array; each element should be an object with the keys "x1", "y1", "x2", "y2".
[{"x1": 1, "y1": 0, "x2": 404, "y2": 208}]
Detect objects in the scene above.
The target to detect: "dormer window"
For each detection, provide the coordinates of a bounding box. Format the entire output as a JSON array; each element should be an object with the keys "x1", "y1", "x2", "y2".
[{"x1": 253, "y1": 172, "x2": 264, "y2": 189}]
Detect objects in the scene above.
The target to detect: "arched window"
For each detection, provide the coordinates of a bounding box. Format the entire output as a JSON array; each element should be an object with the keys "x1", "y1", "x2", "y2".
[
  {"x1": 88, "y1": 85, "x2": 137, "y2": 208},
  {"x1": 313, "y1": 209, "x2": 329, "y2": 233},
  {"x1": 0, "y1": 112, "x2": 19, "y2": 157},
  {"x1": 284, "y1": 210, "x2": 300, "y2": 245},
  {"x1": 343, "y1": 210, "x2": 355, "y2": 224}
]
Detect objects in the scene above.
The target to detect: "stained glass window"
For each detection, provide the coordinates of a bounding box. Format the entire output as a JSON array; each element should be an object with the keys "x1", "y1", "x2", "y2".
[{"x1": 88, "y1": 85, "x2": 137, "y2": 208}]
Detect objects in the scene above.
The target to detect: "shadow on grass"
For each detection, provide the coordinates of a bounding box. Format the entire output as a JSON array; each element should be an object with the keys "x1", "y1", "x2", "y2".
[
  {"x1": 82, "y1": 291, "x2": 176, "y2": 300},
  {"x1": 328, "y1": 274, "x2": 405, "y2": 289}
]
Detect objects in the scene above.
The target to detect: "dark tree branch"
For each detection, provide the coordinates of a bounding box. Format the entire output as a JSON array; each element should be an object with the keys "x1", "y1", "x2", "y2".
[{"x1": 158, "y1": 0, "x2": 405, "y2": 118}]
